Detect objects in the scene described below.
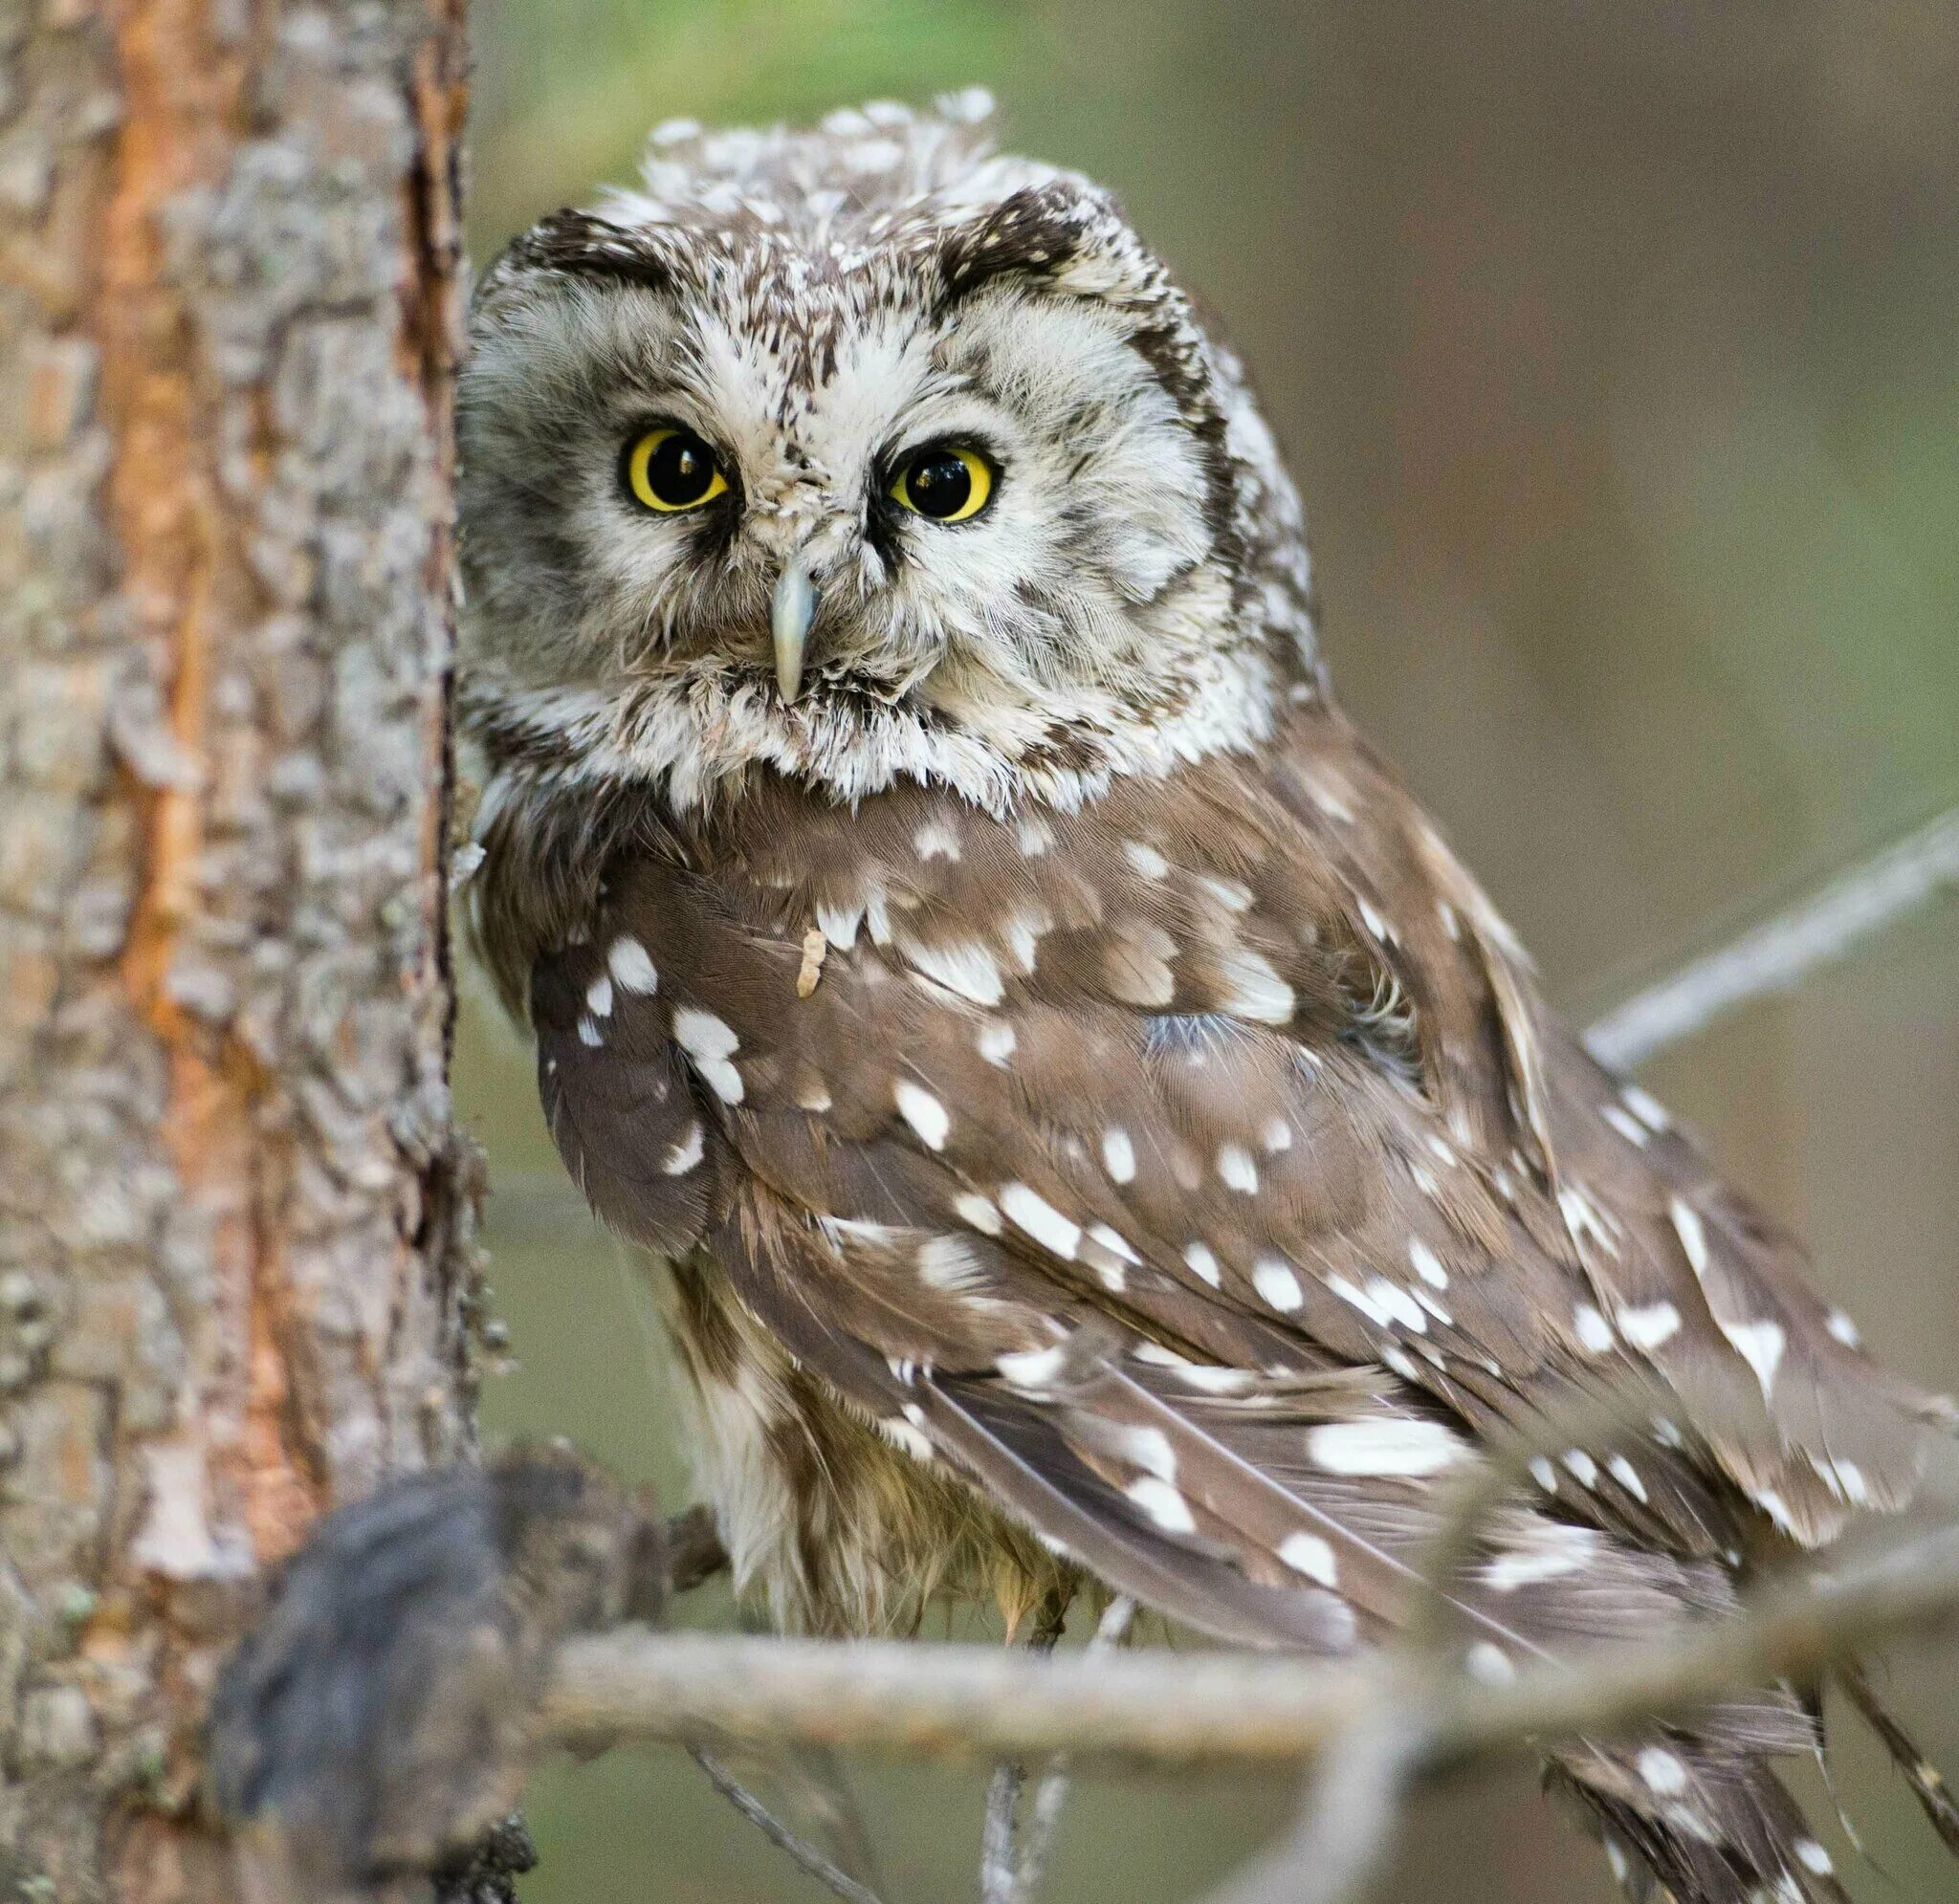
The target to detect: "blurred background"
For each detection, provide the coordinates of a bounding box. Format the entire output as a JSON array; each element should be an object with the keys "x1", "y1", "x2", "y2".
[{"x1": 454, "y1": 3, "x2": 1959, "y2": 1897}]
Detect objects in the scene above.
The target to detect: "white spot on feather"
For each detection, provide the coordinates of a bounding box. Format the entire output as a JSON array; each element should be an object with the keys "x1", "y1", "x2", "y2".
[
  {"x1": 1088, "y1": 1222, "x2": 1140, "y2": 1264},
  {"x1": 607, "y1": 936, "x2": 658, "y2": 994},
  {"x1": 879, "y1": 1418, "x2": 935, "y2": 1463},
  {"x1": 1116, "y1": 1426, "x2": 1178, "y2": 1480},
  {"x1": 1215, "y1": 947, "x2": 1294, "y2": 1024},
  {"x1": 1366, "y1": 1279, "x2": 1428, "y2": 1333},
  {"x1": 1621, "y1": 1083, "x2": 1671, "y2": 1132},
  {"x1": 1618, "y1": 1302, "x2": 1682, "y2": 1350},
  {"x1": 953, "y1": 1192, "x2": 1003, "y2": 1236},
  {"x1": 815, "y1": 903, "x2": 862, "y2": 952},
  {"x1": 909, "y1": 938, "x2": 1004, "y2": 1005},
  {"x1": 999, "y1": 1184, "x2": 1081, "y2": 1258},
  {"x1": 1217, "y1": 1143, "x2": 1259, "y2": 1193},
  {"x1": 1636, "y1": 1748, "x2": 1688, "y2": 1796},
  {"x1": 584, "y1": 974, "x2": 614, "y2": 1018},
  {"x1": 576, "y1": 1015, "x2": 604, "y2": 1048},
  {"x1": 893, "y1": 1080, "x2": 951, "y2": 1150},
  {"x1": 1196, "y1": 873, "x2": 1254, "y2": 913},
  {"x1": 1794, "y1": 1840, "x2": 1834, "y2": 1876},
  {"x1": 1826, "y1": 1308, "x2": 1860, "y2": 1348},
  {"x1": 1328, "y1": 1275, "x2": 1391, "y2": 1328},
  {"x1": 1669, "y1": 1196, "x2": 1709, "y2": 1278},
  {"x1": 1127, "y1": 1476, "x2": 1197, "y2": 1533},
  {"x1": 1558, "y1": 1183, "x2": 1621, "y2": 1258},
  {"x1": 1408, "y1": 1239, "x2": 1449, "y2": 1289},
  {"x1": 1485, "y1": 1527, "x2": 1597, "y2": 1590},
  {"x1": 916, "y1": 1236, "x2": 985, "y2": 1291},
  {"x1": 1101, "y1": 1127, "x2": 1136, "y2": 1183},
  {"x1": 1252, "y1": 1258, "x2": 1304, "y2": 1312},
  {"x1": 663, "y1": 1123, "x2": 705, "y2": 1174},
  {"x1": 914, "y1": 819, "x2": 961, "y2": 861},
  {"x1": 1722, "y1": 1319, "x2": 1786, "y2": 1400},
  {"x1": 1607, "y1": 1455, "x2": 1649, "y2": 1503},
  {"x1": 1563, "y1": 1450, "x2": 1599, "y2": 1489},
  {"x1": 1122, "y1": 839, "x2": 1171, "y2": 881},
  {"x1": 1573, "y1": 1304, "x2": 1616, "y2": 1355},
  {"x1": 1600, "y1": 1104, "x2": 1650, "y2": 1149},
  {"x1": 672, "y1": 1008, "x2": 742, "y2": 1102},
  {"x1": 1307, "y1": 1419, "x2": 1464, "y2": 1477},
  {"x1": 976, "y1": 1020, "x2": 1017, "y2": 1066},
  {"x1": 997, "y1": 1345, "x2": 1068, "y2": 1389},
  {"x1": 1004, "y1": 911, "x2": 1046, "y2": 974},
  {"x1": 1818, "y1": 1456, "x2": 1868, "y2": 1505},
  {"x1": 1278, "y1": 1532, "x2": 1338, "y2": 1587},
  {"x1": 1183, "y1": 1241, "x2": 1222, "y2": 1287},
  {"x1": 1013, "y1": 817, "x2": 1053, "y2": 857},
  {"x1": 1466, "y1": 1642, "x2": 1516, "y2": 1685}
]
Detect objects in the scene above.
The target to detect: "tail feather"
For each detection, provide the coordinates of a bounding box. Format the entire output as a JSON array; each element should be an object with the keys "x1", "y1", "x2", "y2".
[
  {"x1": 1551, "y1": 1736, "x2": 1849, "y2": 1904},
  {"x1": 1839, "y1": 1663, "x2": 1959, "y2": 1857}
]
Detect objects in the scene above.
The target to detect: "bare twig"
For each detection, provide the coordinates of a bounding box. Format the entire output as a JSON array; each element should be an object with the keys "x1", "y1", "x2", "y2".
[
  {"x1": 1404, "y1": 1385, "x2": 1675, "y2": 1656},
  {"x1": 692, "y1": 1750, "x2": 892, "y2": 1904},
  {"x1": 541, "y1": 1521, "x2": 1959, "y2": 1770},
  {"x1": 1218, "y1": 1403, "x2": 1655, "y2": 1904},
  {"x1": 1584, "y1": 801, "x2": 1959, "y2": 1070},
  {"x1": 980, "y1": 1760, "x2": 1026, "y2": 1904},
  {"x1": 980, "y1": 1590, "x2": 1073, "y2": 1904},
  {"x1": 1013, "y1": 1596, "x2": 1136, "y2": 1902},
  {"x1": 1200, "y1": 1708, "x2": 1427, "y2": 1904}
]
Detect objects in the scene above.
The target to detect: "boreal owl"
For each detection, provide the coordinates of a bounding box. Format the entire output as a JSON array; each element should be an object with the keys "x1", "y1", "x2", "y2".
[{"x1": 459, "y1": 92, "x2": 1954, "y2": 1904}]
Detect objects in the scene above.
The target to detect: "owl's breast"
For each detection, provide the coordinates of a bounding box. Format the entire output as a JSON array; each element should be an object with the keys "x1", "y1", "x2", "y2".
[{"x1": 656, "y1": 1247, "x2": 1068, "y2": 1636}]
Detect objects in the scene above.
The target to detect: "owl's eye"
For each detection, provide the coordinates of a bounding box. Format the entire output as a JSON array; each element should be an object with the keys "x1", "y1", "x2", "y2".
[
  {"x1": 890, "y1": 443, "x2": 994, "y2": 523},
  {"x1": 623, "y1": 426, "x2": 729, "y2": 513}
]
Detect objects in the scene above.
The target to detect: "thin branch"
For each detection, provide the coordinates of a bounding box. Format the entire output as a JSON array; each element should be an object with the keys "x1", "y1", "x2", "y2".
[
  {"x1": 1200, "y1": 1710, "x2": 1427, "y2": 1904},
  {"x1": 1584, "y1": 802, "x2": 1959, "y2": 1071},
  {"x1": 691, "y1": 1750, "x2": 893, "y2": 1904},
  {"x1": 1217, "y1": 1392, "x2": 1675, "y2": 1904},
  {"x1": 1404, "y1": 1385, "x2": 1674, "y2": 1655},
  {"x1": 979, "y1": 1761, "x2": 1026, "y2": 1904},
  {"x1": 540, "y1": 1521, "x2": 1959, "y2": 1770},
  {"x1": 980, "y1": 1590, "x2": 1073, "y2": 1904},
  {"x1": 1014, "y1": 1598, "x2": 1135, "y2": 1902}
]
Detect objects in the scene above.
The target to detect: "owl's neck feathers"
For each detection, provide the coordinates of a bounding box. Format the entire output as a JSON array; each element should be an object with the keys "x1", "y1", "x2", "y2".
[{"x1": 466, "y1": 620, "x2": 1296, "y2": 832}]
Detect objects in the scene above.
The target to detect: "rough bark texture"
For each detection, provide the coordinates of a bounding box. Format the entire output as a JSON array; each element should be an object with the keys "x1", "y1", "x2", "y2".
[{"x1": 0, "y1": 2, "x2": 473, "y2": 1896}]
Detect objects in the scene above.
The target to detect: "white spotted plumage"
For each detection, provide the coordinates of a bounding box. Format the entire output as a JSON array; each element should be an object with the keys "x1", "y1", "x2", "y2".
[{"x1": 466, "y1": 94, "x2": 1953, "y2": 1904}]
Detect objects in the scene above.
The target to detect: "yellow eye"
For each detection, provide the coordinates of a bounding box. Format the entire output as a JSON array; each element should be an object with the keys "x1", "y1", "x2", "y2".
[
  {"x1": 624, "y1": 426, "x2": 729, "y2": 513},
  {"x1": 890, "y1": 443, "x2": 994, "y2": 523}
]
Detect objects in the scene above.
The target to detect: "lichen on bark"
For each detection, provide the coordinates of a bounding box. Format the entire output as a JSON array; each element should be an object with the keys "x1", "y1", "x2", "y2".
[{"x1": 0, "y1": 2, "x2": 473, "y2": 1895}]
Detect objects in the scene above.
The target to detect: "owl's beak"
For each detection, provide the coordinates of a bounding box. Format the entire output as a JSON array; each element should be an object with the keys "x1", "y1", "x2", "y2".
[{"x1": 771, "y1": 559, "x2": 818, "y2": 704}]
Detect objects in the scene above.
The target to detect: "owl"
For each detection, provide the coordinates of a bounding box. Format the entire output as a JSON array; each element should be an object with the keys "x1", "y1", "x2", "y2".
[{"x1": 459, "y1": 94, "x2": 1953, "y2": 1904}]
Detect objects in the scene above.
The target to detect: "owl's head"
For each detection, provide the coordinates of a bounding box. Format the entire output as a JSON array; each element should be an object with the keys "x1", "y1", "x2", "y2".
[{"x1": 459, "y1": 93, "x2": 1316, "y2": 813}]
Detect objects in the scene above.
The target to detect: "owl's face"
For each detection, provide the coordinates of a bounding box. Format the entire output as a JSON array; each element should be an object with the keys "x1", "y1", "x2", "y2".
[{"x1": 460, "y1": 99, "x2": 1315, "y2": 810}]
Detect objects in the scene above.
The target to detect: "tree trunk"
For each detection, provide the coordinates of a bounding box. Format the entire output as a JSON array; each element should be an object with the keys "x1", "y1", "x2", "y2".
[{"x1": 0, "y1": 3, "x2": 473, "y2": 1897}]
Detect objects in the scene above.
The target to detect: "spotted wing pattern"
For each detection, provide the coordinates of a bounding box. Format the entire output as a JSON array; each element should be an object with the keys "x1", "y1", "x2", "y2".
[{"x1": 522, "y1": 700, "x2": 1942, "y2": 1903}]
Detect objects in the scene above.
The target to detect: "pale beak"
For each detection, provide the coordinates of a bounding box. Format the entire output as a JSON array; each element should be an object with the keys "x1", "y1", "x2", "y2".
[{"x1": 771, "y1": 558, "x2": 818, "y2": 704}]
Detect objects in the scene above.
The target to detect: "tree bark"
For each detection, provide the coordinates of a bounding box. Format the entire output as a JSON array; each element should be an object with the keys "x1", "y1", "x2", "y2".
[{"x1": 0, "y1": 3, "x2": 473, "y2": 1897}]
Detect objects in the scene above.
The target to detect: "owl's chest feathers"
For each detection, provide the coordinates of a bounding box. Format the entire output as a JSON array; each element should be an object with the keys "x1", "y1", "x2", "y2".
[{"x1": 661, "y1": 1250, "x2": 1068, "y2": 1634}]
